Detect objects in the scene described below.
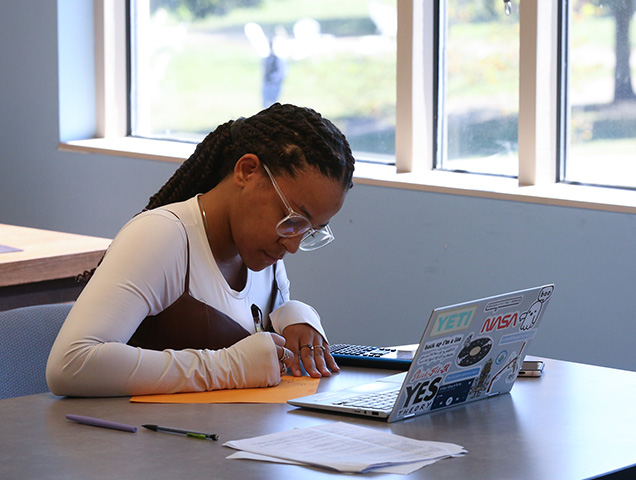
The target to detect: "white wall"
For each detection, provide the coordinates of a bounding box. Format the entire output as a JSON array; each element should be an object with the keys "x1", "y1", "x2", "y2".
[
  {"x1": 1, "y1": 1, "x2": 634, "y2": 371},
  {"x1": 287, "y1": 184, "x2": 636, "y2": 371}
]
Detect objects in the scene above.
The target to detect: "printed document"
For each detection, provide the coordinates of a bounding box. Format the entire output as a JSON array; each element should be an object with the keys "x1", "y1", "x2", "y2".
[{"x1": 224, "y1": 422, "x2": 466, "y2": 474}]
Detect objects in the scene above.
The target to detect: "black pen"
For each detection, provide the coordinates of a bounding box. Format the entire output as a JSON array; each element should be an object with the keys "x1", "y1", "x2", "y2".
[
  {"x1": 142, "y1": 424, "x2": 219, "y2": 440},
  {"x1": 251, "y1": 304, "x2": 263, "y2": 332}
]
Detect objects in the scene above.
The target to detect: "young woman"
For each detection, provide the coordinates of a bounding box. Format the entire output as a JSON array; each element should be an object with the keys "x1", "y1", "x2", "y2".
[{"x1": 47, "y1": 103, "x2": 355, "y2": 397}]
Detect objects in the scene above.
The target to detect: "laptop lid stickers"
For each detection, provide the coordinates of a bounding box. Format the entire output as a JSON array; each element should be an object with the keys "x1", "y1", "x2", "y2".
[{"x1": 389, "y1": 285, "x2": 554, "y2": 422}]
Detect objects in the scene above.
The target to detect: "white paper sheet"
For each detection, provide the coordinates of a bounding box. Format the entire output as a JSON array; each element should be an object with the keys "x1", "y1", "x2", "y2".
[
  {"x1": 223, "y1": 421, "x2": 466, "y2": 474},
  {"x1": 226, "y1": 451, "x2": 439, "y2": 474}
]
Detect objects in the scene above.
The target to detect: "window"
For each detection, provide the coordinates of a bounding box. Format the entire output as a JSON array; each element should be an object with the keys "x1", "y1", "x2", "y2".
[
  {"x1": 437, "y1": 2, "x2": 520, "y2": 178},
  {"x1": 563, "y1": 0, "x2": 636, "y2": 189},
  {"x1": 69, "y1": 0, "x2": 636, "y2": 212},
  {"x1": 130, "y1": 0, "x2": 397, "y2": 163}
]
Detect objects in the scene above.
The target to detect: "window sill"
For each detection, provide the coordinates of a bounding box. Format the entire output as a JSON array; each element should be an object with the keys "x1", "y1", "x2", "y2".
[
  {"x1": 60, "y1": 137, "x2": 197, "y2": 163},
  {"x1": 60, "y1": 137, "x2": 636, "y2": 215}
]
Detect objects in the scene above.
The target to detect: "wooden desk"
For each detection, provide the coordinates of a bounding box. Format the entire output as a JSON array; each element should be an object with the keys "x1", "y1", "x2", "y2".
[
  {"x1": 0, "y1": 358, "x2": 634, "y2": 479},
  {"x1": 0, "y1": 224, "x2": 111, "y2": 311}
]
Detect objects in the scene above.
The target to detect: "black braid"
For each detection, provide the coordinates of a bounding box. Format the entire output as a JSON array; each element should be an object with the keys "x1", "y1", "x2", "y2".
[
  {"x1": 144, "y1": 103, "x2": 355, "y2": 211},
  {"x1": 78, "y1": 104, "x2": 354, "y2": 283},
  {"x1": 144, "y1": 121, "x2": 236, "y2": 210}
]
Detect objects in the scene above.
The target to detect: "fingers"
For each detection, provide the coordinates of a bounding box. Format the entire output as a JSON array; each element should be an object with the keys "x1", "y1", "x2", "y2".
[
  {"x1": 298, "y1": 343, "x2": 326, "y2": 378},
  {"x1": 278, "y1": 346, "x2": 293, "y2": 376},
  {"x1": 270, "y1": 333, "x2": 293, "y2": 375},
  {"x1": 270, "y1": 333, "x2": 286, "y2": 348},
  {"x1": 323, "y1": 347, "x2": 340, "y2": 373},
  {"x1": 300, "y1": 343, "x2": 340, "y2": 378},
  {"x1": 270, "y1": 327, "x2": 340, "y2": 378},
  {"x1": 283, "y1": 325, "x2": 339, "y2": 378},
  {"x1": 279, "y1": 346, "x2": 293, "y2": 367}
]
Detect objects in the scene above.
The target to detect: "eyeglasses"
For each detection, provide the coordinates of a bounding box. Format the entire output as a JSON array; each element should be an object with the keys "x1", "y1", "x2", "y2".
[{"x1": 261, "y1": 163, "x2": 335, "y2": 251}]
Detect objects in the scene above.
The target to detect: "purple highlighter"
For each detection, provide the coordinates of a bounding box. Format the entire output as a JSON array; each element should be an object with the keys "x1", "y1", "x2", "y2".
[{"x1": 66, "y1": 414, "x2": 137, "y2": 433}]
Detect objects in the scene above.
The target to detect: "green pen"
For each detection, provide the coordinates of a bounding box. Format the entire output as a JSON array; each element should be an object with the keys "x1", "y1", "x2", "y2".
[{"x1": 142, "y1": 424, "x2": 219, "y2": 440}]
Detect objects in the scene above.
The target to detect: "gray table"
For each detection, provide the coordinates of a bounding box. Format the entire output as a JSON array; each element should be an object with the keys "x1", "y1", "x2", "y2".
[{"x1": 1, "y1": 358, "x2": 634, "y2": 479}]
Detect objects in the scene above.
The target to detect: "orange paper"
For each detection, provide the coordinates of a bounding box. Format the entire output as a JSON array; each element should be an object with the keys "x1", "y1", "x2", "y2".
[{"x1": 130, "y1": 375, "x2": 320, "y2": 404}]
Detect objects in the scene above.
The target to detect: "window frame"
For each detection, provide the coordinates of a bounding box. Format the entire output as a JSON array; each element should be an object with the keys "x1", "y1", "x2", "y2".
[{"x1": 58, "y1": 0, "x2": 636, "y2": 215}]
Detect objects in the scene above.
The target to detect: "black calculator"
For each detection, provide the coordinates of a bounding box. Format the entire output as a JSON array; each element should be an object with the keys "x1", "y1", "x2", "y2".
[{"x1": 328, "y1": 344, "x2": 413, "y2": 370}]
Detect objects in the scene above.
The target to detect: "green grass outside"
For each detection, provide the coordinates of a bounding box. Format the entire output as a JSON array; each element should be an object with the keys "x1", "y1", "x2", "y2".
[{"x1": 144, "y1": 1, "x2": 634, "y2": 167}]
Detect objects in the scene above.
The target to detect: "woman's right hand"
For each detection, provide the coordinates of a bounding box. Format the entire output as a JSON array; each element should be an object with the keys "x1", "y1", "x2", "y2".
[{"x1": 221, "y1": 332, "x2": 294, "y2": 389}]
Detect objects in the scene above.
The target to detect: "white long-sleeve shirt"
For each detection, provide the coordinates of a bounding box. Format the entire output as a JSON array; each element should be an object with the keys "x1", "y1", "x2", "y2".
[{"x1": 46, "y1": 197, "x2": 325, "y2": 397}]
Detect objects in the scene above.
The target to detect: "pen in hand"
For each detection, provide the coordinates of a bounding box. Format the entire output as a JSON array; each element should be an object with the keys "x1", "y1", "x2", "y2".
[
  {"x1": 251, "y1": 304, "x2": 263, "y2": 332},
  {"x1": 142, "y1": 424, "x2": 219, "y2": 440}
]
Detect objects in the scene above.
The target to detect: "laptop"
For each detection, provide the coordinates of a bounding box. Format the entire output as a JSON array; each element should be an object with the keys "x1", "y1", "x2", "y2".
[{"x1": 288, "y1": 284, "x2": 555, "y2": 423}]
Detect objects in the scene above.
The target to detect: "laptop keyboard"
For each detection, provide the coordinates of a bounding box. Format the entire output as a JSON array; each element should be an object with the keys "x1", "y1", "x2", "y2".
[{"x1": 333, "y1": 390, "x2": 399, "y2": 411}]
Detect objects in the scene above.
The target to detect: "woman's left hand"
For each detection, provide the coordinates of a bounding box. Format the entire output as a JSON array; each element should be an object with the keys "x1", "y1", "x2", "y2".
[{"x1": 282, "y1": 324, "x2": 340, "y2": 377}]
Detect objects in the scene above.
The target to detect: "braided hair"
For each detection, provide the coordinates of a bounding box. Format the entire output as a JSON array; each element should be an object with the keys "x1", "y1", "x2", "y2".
[
  {"x1": 144, "y1": 103, "x2": 355, "y2": 211},
  {"x1": 76, "y1": 104, "x2": 354, "y2": 283}
]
